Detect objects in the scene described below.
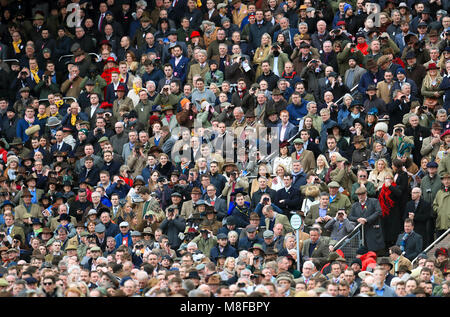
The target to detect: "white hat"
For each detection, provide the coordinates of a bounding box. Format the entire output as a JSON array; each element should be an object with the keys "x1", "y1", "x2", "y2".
[
  {"x1": 374, "y1": 122, "x2": 388, "y2": 133},
  {"x1": 119, "y1": 221, "x2": 129, "y2": 227},
  {"x1": 87, "y1": 209, "x2": 97, "y2": 216}
]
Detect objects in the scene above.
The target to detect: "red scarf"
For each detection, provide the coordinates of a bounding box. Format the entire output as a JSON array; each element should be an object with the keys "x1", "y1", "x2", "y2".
[{"x1": 378, "y1": 182, "x2": 396, "y2": 217}]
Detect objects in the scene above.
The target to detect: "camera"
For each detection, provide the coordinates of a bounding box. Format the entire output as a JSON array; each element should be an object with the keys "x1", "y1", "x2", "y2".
[
  {"x1": 168, "y1": 207, "x2": 174, "y2": 213},
  {"x1": 263, "y1": 197, "x2": 269, "y2": 204},
  {"x1": 350, "y1": 43, "x2": 356, "y2": 48},
  {"x1": 420, "y1": 105, "x2": 428, "y2": 111},
  {"x1": 20, "y1": 71, "x2": 27, "y2": 76}
]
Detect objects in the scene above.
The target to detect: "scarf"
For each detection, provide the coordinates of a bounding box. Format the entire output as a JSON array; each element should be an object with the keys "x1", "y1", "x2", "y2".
[
  {"x1": 30, "y1": 67, "x2": 40, "y2": 84},
  {"x1": 133, "y1": 83, "x2": 141, "y2": 95},
  {"x1": 282, "y1": 71, "x2": 297, "y2": 79},
  {"x1": 37, "y1": 113, "x2": 48, "y2": 120},
  {"x1": 378, "y1": 182, "x2": 396, "y2": 217},
  {"x1": 25, "y1": 116, "x2": 35, "y2": 124},
  {"x1": 238, "y1": 88, "x2": 246, "y2": 99},
  {"x1": 12, "y1": 39, "x2": 22, "y2": 54},
  {"x1": 71, "y1": 114, "x2": 77, "y2": 126}
]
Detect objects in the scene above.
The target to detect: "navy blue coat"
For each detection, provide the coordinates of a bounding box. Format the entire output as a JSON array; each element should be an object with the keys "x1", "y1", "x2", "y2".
[
  {"x1": 237, "y1": 235, "x2": 264, "y2": 251},
  {"x1": 210, "y1": 244, "x2": 238, "y2": 263},
  {"x1": 357, "y1": 70, "x2": 384, "y2": 96},
  {"x1": 169, "y1": 56, "x2": 190, "y2": 84}
]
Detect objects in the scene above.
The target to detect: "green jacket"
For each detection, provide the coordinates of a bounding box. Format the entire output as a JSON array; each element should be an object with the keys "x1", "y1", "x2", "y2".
[
  {"x1": 264, "y1": 52, "x2": 290, "y2": 77},
  {"x1": 386, "y1": 135, "x2": 415, "y2": 161},
  {"x1": 330, "y1": 167, "x2": 358, "y2": 194},
  {"x1": 420, "y1": 173, "x2": 443, "y2": 205},
  {"x1": 33, "y1": 80, "x2": 60, "y2": 100},
  {"x1": 337, "y1": 46, "x2": 365, "y2": 77},
  {"x1": 80, "y1": 75, "x2": 107, "y2": 97},
  {"x1": 196, "y1": 109, "x2": 219, "y2": 128},
  {"x1": 432, "y1": 189, "x2": 450, "y2": 231},
  {"x1": 192, "y1": 234, "x2": 217, "y2": 258},
  {"x1": 153, "y1": 93, "x2": 181, "y2": 109},
  {"x1": 205, "y1": 70, "x2": 224, "y2": 86},
  {"x1": 135, "y1": 99, "x2": 152, "y2": 130},
  {"x1": 380, "y1": 37, "x2": 400, "y2": 56},
  {"x1": 438, "y1": 154, "x2": 450, "y2": 178},
  {"x1": 351, "y1": 182, "x2": 377, "y2": 202},
  {"x1": 329, "y1": 192, "x2": 352, "y2": 213}
]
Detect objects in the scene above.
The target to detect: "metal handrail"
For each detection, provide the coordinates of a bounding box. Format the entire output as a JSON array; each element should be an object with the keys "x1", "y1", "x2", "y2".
[
  {"x1": 58, "y1": 54, "x2": 74, "y2": 62},
  {"x1": 39, "y1": 97, "x2": 77, "y2": 104},
  {"x1": 2, "y1": 59, "x2": 19, "y2": 63},
  {"x1": 332, "y1": 223, "x2": 363, "y2": 250},
  {"x1": 58, "y1": 53, "x2": 101, "y2": 63},
  {"x1": 411, "y1": 228, "x2": 450, "y2": 266}
]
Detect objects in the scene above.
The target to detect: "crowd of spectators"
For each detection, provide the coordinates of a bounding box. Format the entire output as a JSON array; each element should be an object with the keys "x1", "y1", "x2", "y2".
[{"x1": 0, "y1": 0, "x2": 449, "y2": 297}]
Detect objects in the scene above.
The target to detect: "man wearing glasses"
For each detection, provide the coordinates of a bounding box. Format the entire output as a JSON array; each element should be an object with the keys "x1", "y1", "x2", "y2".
[
  {"x1": 350, "y1": 169, "x2": 377, "y2": 202},
  {"x1": 41, "y1": 276, "x2": 63, "y2": 297}
]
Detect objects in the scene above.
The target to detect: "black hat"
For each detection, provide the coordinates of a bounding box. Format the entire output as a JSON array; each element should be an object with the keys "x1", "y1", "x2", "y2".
[
  {"x1": 377, "y1": 257, "x2": 393, "y2": 269},
  {"x1": 187, "y1": 271, "x2": 201, "y2": 280},
  {"x1": 128, "y1": 110, "x2": 138, "y2": 118},
  {"x1": 405, "y1": 51, "x2": 416, "y2": 59},
  {"x1": 299, "y1": 42, "x2": 310, "y2": 48},
  {"x1": 417, "y1": 21, "x2": 428, "y2": 28},
  {"x1": 58, "y1": 213, "x2": 71, "y2": 222},
  {"x1": 226, "y1": 216, "x2": 237, "y2": 226},
  {"x1": 350, "y1": 258, "x2": 362, "y2": 267},
  {"x1": 356, "y1": 245, "x2": 368, "y2": 255}
]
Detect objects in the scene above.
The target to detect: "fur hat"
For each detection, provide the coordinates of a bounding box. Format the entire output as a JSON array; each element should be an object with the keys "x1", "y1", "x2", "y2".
[{"x1": 374, "y1": 122, "x2": 388, "y2": 133}]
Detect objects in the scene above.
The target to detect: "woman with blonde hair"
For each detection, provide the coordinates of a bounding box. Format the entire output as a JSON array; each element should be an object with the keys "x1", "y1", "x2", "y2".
[
  {"x1": 127, "y1": 76, "x2": 143, "y2": 107},
  {"x1": 368, "y1": 158, "x2": 393, "y2": 191},
  {"x1": 253, "y1": 33, "x2": 272, "y2": 79},
  {"x1": 271, "y1": 164, "x2": 288, "y2": 191},
  {"x1": 421, "y1": 63, "x2": 444, "y2": 104},
  {"x1": 219, "y1": 256, "x2": 236, "y2": 281},
  {"x1": 314, "y1": 154, "x2": 329, "y2": 183},
  {"x1": 300, "y1": 184, "x2": 320, "y2": 217},
  {"x1": 4, "y1": 155, "x2": 20, "y2": 180}
]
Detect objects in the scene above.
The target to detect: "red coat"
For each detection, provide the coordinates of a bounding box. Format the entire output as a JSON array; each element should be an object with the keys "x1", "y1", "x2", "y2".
[
  {"x1": 359, "y1": 251, "x2": 377, "y2": 271},
  {"x1": 0, "y1": 148, "x2": 7, "y2": 163},
  {"x1": 356, "y1": 42, "x2": 369, "y2": 56}
]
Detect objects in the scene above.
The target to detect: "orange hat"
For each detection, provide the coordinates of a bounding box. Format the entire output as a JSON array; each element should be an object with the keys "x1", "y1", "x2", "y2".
[{"x1": 180, "y1": 98, "x2": 190, "y2": 108}]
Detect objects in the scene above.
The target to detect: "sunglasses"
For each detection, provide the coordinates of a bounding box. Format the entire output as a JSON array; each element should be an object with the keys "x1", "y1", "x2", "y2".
[{"x1": 43, "y1": 282, "x2": 53, "y2": 286}]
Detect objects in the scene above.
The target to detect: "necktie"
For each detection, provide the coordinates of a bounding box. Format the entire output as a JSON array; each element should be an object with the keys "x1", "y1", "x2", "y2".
[
  {"x1": 7, "y1": 227, "x2": 11, "y2": 235},
  {"x1": 99, "y1": 14, "x2": 104, "y2": 31}
]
